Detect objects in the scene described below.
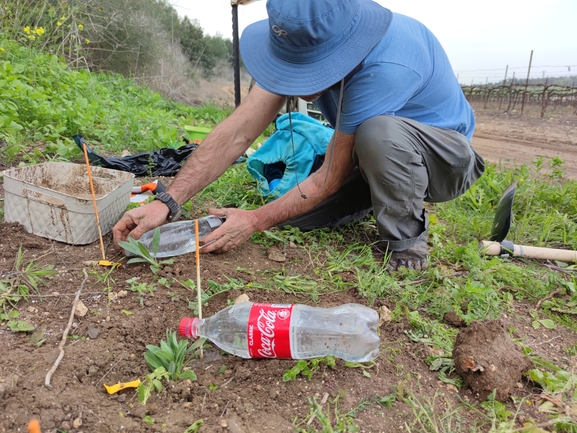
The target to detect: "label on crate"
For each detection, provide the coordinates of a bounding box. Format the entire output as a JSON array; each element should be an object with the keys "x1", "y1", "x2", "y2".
[{"x1": 247, "y1": 303, "x2": 294, "y2": 358}]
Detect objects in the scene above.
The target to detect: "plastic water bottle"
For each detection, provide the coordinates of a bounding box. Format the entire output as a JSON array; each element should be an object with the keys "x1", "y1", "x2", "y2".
[
  {"x1": 128, "y1": 215, "x2": 225, "y2": 258},
  {"x1": 179, "y1": 302, "x2": 380, "y2": 362}
]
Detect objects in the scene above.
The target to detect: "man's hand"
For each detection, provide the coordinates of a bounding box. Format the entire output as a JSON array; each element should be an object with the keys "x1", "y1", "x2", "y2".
[
  {"x1": 200, "y1": 208, "x2": 259, "y2": 253},
  {"x1": 112, "y1": 200, "x2": 169, "y2": 246}
]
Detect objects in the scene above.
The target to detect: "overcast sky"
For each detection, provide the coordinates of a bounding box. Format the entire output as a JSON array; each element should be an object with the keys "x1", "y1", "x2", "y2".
[{"x1": 173, "y1": 0, "x2": 576, "y2": 84}]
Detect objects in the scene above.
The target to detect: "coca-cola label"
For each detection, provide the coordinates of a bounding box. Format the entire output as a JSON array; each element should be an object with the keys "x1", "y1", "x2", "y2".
[{"x1": 247, "y1": 303, "x2": 293, "y2": 358}]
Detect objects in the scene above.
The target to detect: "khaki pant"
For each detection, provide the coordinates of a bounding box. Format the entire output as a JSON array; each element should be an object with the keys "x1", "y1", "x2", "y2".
[{"x1": 281, "y1": 115, "x2": 485, "y2": 251}]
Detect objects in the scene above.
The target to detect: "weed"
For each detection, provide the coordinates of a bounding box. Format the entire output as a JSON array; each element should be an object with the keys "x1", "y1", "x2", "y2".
[
  {"x1": 138, "y1": 367, "x2": 169, "y2": 405},
  {"x1": 294, "y1": 392, "x2": 360, "y2": 433},
  {"x1": 0, "y1": 246, "x2": 56, "y2": 311},
  {"x1": 125, "y1": 277, "x2": 156, "y2": 295},
  {"x1": 401, "y1": 389, "x2": 476, "y2": 433},
  {"x1": 282, "y1": 356, "x2": 336, "y2": 382},
  {"x1": 343, "y1": 360, "x2": 376, "y2": 378},
  {"x1": 480, "y1": 390, "x2": 514, "y2": 432},
  {"x1": 183, "y1": 420, "x2": 204, "y2": 433},
  {"x1": 185, "y1": 278, "x2": 244, "y2": 316}
]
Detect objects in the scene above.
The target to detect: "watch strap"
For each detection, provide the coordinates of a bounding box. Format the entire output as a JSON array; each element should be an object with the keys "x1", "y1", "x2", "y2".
[{"x1": 154, "y1": 192, "x2": 183, "y2": 221}]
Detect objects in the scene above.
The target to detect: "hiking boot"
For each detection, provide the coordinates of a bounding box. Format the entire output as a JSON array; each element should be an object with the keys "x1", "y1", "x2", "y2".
[{"x1": 387, "y1": 235, "x2": 429, "y2": 271}]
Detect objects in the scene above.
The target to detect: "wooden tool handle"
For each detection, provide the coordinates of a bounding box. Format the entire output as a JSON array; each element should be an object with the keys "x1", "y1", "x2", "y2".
[{"x1": 480, "y1": 240, "x2": 577, "y2": 263}]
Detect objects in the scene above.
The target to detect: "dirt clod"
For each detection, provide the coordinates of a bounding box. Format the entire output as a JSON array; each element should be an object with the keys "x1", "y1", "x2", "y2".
[
  {"x1": 452, "y1": 319, "x2": 533, "y2": 401},
  {"x1": 444, "y1": 311, "x2": 465, "y2": 327}
]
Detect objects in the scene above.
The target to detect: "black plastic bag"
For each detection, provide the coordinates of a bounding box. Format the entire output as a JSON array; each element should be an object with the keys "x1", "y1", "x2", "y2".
[{"x1": 73, "y1": 134, "x2": 197, "y2": 177}]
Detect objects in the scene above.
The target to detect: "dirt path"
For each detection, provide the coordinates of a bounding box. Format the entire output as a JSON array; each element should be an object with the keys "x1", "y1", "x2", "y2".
[
  {"x1": 472, "y1": 133, "x2": 577, "y2": 179},
  {"x1": 471, "y1": 105, "x2": 577, "y2": 179}
]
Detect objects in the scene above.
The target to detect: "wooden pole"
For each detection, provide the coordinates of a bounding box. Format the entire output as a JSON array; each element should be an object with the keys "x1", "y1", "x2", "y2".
[
  {"x1": 521, "y1": 50, "x2": 534, "y2": 115},
  {"x1": 232, "y1": 3, "x2": 241, "y2": 108},
  {"x1": 195, "y1": 219, "x2": 203, "y2": 358},
  {"x1": 499, "y1": 65, "x2": 508, "y2": 110},
  {"x1": 82, "y1": 144, "x2": 106, "y2": 260}
]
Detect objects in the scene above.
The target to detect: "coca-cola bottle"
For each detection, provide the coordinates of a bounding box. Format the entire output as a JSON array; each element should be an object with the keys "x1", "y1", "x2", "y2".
[{"x1": 179, "y1": 302, "x2": 380, "y2": 362}]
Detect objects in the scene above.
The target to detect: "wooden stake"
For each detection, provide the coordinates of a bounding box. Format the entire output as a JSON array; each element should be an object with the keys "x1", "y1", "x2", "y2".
[
  {"x1": 195, "y1": 219, "x2": 203, "y2": 358},
  {"x1": 82, "y1": 144, "x2": 106, "y2": 261}
]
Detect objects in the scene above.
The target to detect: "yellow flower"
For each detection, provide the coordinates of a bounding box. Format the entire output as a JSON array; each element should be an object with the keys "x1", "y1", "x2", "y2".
[
  {"x1": 60, "y1": 16, "x2": 66, "y2": 21},
  {"x1": 35, "y1": 27, "x2": 45, "y2": 36},
  {"x1": 57, "y1": 21, "x2": 62, "y2": 26},
  {"x1": 0, "y1": 47, "x2": 5, "y2": 52},
  {"x1": 23, "y1": 26, "x2": 31, "y2": 34},
  {"x1": 85, "y1": 39, "x2": 90, "y2": 44},
  {"x1": 28, "y1": 35, "x2": 35, "y2": 40},
  {"x1": 78, "y1": 24, "x2": 84, "y2": 31}
]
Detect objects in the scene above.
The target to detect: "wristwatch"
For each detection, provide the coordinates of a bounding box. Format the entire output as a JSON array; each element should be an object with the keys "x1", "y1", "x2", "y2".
[{"x1": 154, "y1": 192, "x2": 184, "y2": 222}]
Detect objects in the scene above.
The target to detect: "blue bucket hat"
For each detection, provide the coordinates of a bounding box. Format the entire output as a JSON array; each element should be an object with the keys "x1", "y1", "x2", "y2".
[{"x1": 240, "y1": 0, "x2": 392, "y2": 96}]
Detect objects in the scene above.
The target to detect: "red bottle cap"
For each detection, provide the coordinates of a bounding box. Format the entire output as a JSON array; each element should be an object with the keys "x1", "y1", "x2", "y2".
[{"x1": 179, "y1": 317, "x2": 198, "y2": 338}]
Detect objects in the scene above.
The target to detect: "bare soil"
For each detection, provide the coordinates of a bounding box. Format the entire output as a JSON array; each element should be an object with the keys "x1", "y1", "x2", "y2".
[{"x1": 1, "y1": 93, "x2": 576, "y2": 433}]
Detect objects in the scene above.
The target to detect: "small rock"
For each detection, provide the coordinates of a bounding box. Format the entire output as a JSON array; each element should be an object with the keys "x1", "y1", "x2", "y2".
[
  {"x1": 87, "y1": 325, "x2": 100, "y2": 339},
  {"x1": 74, "y1": 300, "x2": 88, "y2": 317},
  {"x1": 108, "y1": 292, "x2": 118, "y2": 302},
  {"x1": 267, "y1": 248, "x2": 286, "y2": 262},
  {"x1": 60, "y1": 421, "x2": 71, "y2": 430},
  {"x1": 27, "y1": 306, "x2": 37, "y2": 313},
  {"x1": 234, "y1": 294, "x2": 250, "y2": 304},
  {"x1": 447, "y1": 384, "x2": 459, "y2": 393},
  {"x1": 72, "y1": 417, "x2": 83, "y2": 429},
  {"x1": 117, "y1": 290, "x2": 128, "y2": 298},
  {"x1": 129, "y1": 406, "x2": 147, "y2": 419},
  {"x1": 220, "y1": 419, "x2": 228, "y2": 428},
  {"x1": 288, "y1": 241, "x2": 297, "y2": 249},
  {"x1": 379, "y1": 306, "x2": 392, "y2": 325}
]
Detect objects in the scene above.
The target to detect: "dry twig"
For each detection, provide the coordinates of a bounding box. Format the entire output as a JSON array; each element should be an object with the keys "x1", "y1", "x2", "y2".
[
  {"x1": 44, "y1": 268, "x2": 89, "y2": 389},
  {"x1": 536, "y1": 287, "x2": 563, "y2": 309}
]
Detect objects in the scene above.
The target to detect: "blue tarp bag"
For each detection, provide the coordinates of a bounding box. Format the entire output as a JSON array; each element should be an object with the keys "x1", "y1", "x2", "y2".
[{"x1": 247, "y1": 112, "x2": 334, "y2": 201}]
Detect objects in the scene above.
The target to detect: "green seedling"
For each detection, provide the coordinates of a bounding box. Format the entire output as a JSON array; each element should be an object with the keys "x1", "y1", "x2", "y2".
[
  {"x1": 118, "y1": 229, "x2": 174, "y2": 274},
  {"x1": 144, "y1": 330, "x2": 200, "y2": 381},
  {"x1": 138, "y1": 367, "x2": 169, "y2": 405},
  {"x1": 184, "y1": 420, "x2": 204, "y2": 433}
]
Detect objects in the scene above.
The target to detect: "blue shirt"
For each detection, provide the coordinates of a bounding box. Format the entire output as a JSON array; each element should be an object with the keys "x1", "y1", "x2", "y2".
[{"x1": 314, "y1": 13, "x2": 475, "y2": 141}]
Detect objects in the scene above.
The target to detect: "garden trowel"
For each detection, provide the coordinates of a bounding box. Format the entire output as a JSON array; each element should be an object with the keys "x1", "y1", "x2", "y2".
[{"x1": 479, "y1": 182, "x2": 577, "y2": 263}]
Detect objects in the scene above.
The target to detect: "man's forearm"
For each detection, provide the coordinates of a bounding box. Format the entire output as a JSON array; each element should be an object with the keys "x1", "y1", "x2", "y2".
[
  {"x1": 252, "y1": 133, "x2": 356, "y2": 232},
  {"x1": 166, "y1": 88, "x2": 285, "y2": 205}
]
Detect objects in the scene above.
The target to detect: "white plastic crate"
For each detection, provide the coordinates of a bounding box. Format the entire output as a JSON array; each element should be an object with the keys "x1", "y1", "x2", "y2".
[{"x1": 3, "y1": 162, "x2": 134, "y2": 245}]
